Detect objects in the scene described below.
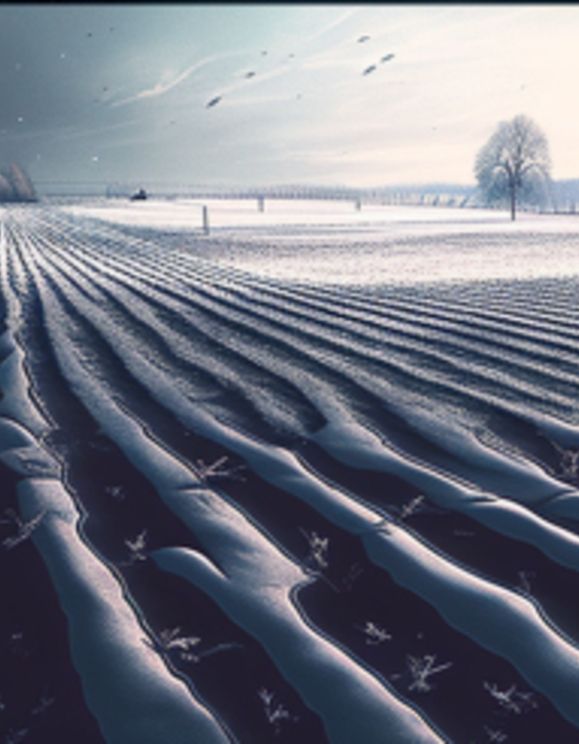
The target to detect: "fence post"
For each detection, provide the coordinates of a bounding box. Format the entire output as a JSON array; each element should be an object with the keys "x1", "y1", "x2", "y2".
[
  {"x1": 258, "y1": 196, "x2": 265, "y2": 212},
  {"x1": 202, "y1": 205, "x2": 210, "y2": 235}
]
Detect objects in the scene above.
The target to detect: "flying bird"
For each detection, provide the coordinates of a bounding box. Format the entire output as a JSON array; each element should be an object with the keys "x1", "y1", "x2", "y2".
[
  {"x1": 362, "y1": 65, "x2": 377, "y2": 76},
  {"x1": 86, "y1": 32, "x2": 93, "y2": 38},
  {"x1": 381, "y1": 53, "x2": 395, "y2": 63},
  {"x1": 261, "y1": 50, "x2": 268, "y2": 56},
  {"x1": 245, "y1": 71, "x2": 256, "y2": 79},
  {"x1": 357, "y1": 35, "x2": 371, "y2": 43},
  {"x1": 206, "y1": 96, "x2": 222, "y2": 108}
]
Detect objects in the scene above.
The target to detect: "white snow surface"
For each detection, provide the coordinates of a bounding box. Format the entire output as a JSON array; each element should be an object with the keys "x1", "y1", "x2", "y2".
[
  {"x1": 28, "y1": 266, "x2": 446, "y2": 744},
  {"x1": 22, "y1": 230, "x2": 579, "y2": 731},
  {"x1": 18, "y1": 479, "x2": 232, "y2": 744},
  {"x1": 63, "y1": 199, "x2": 579, "y2": 285},
  {"x1": 4, "y1": 202, "x2": 579, "y2": 740}
]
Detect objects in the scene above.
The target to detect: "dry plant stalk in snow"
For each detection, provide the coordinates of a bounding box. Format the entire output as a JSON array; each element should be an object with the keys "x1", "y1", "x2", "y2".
[
  {"x1": 407, "y1": 654, "x2": 453, "y2": 693},
  {"x1": 257, "y1": 688, "x2": 296, "y2": 735},
  {"x1": 483, "y1": 681, "x2": 538, "y2": 714}
]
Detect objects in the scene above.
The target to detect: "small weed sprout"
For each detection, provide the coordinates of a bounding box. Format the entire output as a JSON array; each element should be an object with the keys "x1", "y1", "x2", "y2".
[
  {"x1": 342, "y1": 562, "x2": 364, "y2": 592},
  {"x1": 105, "y1": 485, "x2": 125, "y2": 501},
  {"x1": 4, "y1": 729, "x2": 28, "y2": 744},
  {"x1": 298, "y1": 528, "x2": 344, "y2": 592},
  {"x1": 7, "y1": 631, "x2": 27, "y2": 658},
  {"x1": 122, "y1": 529, "x2": 148, "y2": 565},
  {"x1": 145, "y1": 628, "x2": 242, "y2": 664},
  {"x1": 388, "y1": 494, "x2": 444, "y2": 522},
  {"x1": 483, "y1": 726, "x2": 508, "y2": 742},
  {"x1": 1, "y1": 509, "x2": 46, "y2": 551},
  {"x1": 158, "y1": 627, "x2": 201, "y2": 662},
  {"x1": 299, "y1": 528, "x2": 329, "y2": 571},
  {"x1": 551, "y1": 441, "x2": 579, "y2": 482},
  {"x1": 31, "y1": 693, "x2": 55, "y2": 716},
  {"x1": 195, "y1": 456, "x2": 246, "y2": 483},
  {"x1": 357, "y1": 621, "x2": 392, "y2": 645},
  {"x1": 399, "y1": 495, "x2": 426, "y2": 520},
  {"x1": 407, "y1": 654, "x2": 453, "y2": 693},
  {"x1": 483, "y1": 682, "x2": 538, "y2": 715},
  {"x1": 299, "y1": 529, "x2": 363, "y2": 593},
  {"x1": 88, "y1": 431, "x2": 112, "y2": 453},
  {"x1": 516, "y1": 570, "x2": 535, "y2": 595},
  {"x1": 258, "y1": 688, "x2": 296, "y2": 735}
]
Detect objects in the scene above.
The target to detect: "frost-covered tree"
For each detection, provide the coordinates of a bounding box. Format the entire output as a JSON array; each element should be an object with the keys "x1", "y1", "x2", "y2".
[{"x1": 475, "y1": 115, "x2": 551, "y2": 220}]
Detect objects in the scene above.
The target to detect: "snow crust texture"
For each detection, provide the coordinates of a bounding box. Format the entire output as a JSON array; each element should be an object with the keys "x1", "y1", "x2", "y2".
[{"x1": 3, "y1": 202, "x2": 579, "y2": 743}]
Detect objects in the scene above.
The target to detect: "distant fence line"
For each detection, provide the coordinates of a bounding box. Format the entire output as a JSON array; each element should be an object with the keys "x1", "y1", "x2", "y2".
[
  {"x1": 31, "y1": 180, "x2": 579, "y2": 213},
  {"x1": 34, "y1": 181, "x2": 477, "y2": 207}
]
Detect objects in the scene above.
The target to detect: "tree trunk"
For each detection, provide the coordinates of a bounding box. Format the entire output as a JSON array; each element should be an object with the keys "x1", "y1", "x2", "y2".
[{"x1": 510, "y1": 185, "x2": 516, "y2": 221}]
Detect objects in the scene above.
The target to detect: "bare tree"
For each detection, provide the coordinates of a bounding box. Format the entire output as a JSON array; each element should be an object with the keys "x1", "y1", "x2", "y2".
[{"x1": 475, "y1": 115, "x2": 551, "y2": 220}]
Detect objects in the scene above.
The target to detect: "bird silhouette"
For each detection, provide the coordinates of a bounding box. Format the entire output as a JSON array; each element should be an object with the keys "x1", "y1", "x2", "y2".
[
  {"x1": 357, "y1": 35, "x2": 371, "y2": 43},
  {"x1": 245, "y1": 71, "x2": 256, "y2": 79},
  {"x1": 381, "y1": 53, "x2": 395, "y2": 63},
  {"x1": 206, "y1": 96, "x2": 222, "y2": 108},
  {"x1": 362, "y1": 64, "x2": 377, "y2": 76}
]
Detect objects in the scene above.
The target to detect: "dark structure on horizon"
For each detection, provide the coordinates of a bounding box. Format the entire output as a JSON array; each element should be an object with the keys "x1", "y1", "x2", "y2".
[
  {"x1": 130, "y1": 188, "x2": 148, "y2": 201},
  {"x1": 0, "y1": 163, "x2": 37, "y2": 203}
]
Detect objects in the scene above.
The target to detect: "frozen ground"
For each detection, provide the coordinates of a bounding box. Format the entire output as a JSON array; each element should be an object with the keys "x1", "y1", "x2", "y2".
[
  {"x1": 64, "y1": 199, "x2": 579, "y2": 285},
  {"x1": 1, "y1": 199, "x2": 579, "y2": 743}
]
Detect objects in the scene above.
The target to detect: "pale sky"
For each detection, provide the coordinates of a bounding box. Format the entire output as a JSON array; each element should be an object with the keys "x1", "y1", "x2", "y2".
[{"x1": 1, "y1": 4, "x2": 579, "y2": 188}]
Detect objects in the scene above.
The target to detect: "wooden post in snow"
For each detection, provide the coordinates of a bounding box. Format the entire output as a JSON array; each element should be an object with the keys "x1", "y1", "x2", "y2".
[
  {"x1": 355, "y1": 197, "x2": 362, "y2": 211},
  {"x1": 202, "y1": 205, "x2": 210, "y2": 235},
  {"x1": 258, "y1": 196, "x2": 265, "y2": 212}
]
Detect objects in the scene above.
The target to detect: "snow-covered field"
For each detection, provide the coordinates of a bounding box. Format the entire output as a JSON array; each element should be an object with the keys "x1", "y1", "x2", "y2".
[
  {"x1": 66, "y1": 198, "x2": 579, "y2": 285},
  {"x1": 2, "y1": 199, "x2": 579, "y2": 743}
]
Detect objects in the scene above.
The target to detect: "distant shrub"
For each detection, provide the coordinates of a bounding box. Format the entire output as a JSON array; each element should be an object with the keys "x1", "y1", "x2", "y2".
[{"x1": 0, "y1": 163, "x2": 37, "y2": 203}]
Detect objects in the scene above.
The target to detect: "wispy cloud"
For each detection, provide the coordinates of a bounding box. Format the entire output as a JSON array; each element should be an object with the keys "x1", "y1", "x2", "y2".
[
  {"x1": 302, "y1": 8, "x2": 360, "y2": 45},
  {"x1": 113, "y1": 53, "x2": 242, "y2": 107}
]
